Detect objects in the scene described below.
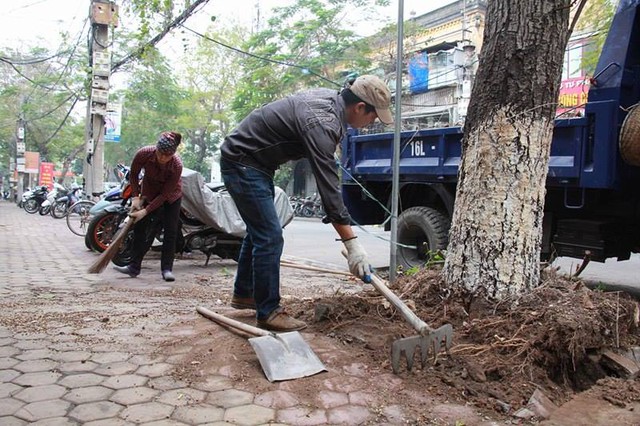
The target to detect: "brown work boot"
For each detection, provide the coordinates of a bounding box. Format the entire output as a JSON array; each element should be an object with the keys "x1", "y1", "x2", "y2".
[
  {"x1": 257, "y1": 308, "x2": 307, "y2": 332},
  {"x1": 231, "y1": 295, "x2": 256, "y2": 310}
]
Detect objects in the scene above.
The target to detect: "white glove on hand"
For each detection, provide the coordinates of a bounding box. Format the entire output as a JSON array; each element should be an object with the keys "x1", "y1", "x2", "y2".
[
  {"x1": 131, "y1": 196, "x2": 143, "y2": 211},
  {"x1": 343, "y1": 238, "x2": 372, "y2": 283}
]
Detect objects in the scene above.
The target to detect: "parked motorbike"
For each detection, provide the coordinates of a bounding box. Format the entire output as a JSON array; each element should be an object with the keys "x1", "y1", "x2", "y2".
[
  {"x1": 87, "y1": 167, "x2": 292, "y2": 268},
  {"x1": 50, "y1": 184, "x2": 82, "y2": 219},
  {"x1": 290, "y1": 193, "x2": 325, "y2": 218},
  {"x1": 23, "y1": 186, "x2": 49, "y2": 214},
  {"x1": 85, "y1": 166, "x2": 132, "y2": 252},
  {"x1": 39, "y1": 182, "x2": 67, "y2": 216},
  {"x1": 111, "y1": 208, "x2": 243, "y2": 267},
  {"x1": 86, "y1": 180, "x2": 243, "y2": 265},
  {"x1": 19, "y1": 187, "x2": 32, "y2": 208}
]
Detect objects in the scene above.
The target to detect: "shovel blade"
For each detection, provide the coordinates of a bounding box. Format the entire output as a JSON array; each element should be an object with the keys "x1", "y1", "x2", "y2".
[{"x1": 249, "y1": 332, "x2": 327, "y2": 382}]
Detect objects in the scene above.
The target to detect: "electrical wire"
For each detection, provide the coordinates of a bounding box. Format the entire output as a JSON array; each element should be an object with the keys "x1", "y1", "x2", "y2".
[
  {"x1": 0, "y1": 50, "x2": 72, "y2": 65},
  {"x1": 7, "y1": 0, "x2": 49, "y2": 13},
  {"x1": 42, "y1": 18, "x2": 90, "y2": 96},
  {"x1": 178, "y1": 23, "x2": 342, "y2": 88}
]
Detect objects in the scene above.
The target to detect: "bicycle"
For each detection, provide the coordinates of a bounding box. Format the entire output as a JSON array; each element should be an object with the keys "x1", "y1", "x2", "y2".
[{"x1": 66, "y1": 197, "x2": 97, "y2": 236}]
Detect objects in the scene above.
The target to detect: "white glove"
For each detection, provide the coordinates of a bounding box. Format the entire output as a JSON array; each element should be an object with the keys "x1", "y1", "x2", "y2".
[
  {"x1": 343, "y1": 238, "x2": 372, "y2": 283},
  {"x1": 131, "y1": 196, "x2": 143, "y2": 211}
]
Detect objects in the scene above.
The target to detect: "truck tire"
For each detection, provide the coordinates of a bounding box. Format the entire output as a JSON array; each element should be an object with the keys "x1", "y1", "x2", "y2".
[{"x1": 397, "y1": 206, "x2": 450, "y2": 270}]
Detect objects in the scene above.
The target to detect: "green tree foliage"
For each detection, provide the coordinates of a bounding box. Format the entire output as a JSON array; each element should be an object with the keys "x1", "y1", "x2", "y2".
[
  {"x1": 575, "y1": 0, "x2": 616, "y2": 75},
  {"x1": 366, "y1": 19, "x2": 424, "y2": 77},
  {"x1": 176, "y1": 25, "x2": 246, "y2": 178},
  {"x1": 231, "y1": 0, "x2": 388, "y2": 120},
  {"x1": 0, "y1": 39, "x2": 87, "y2": 184},
  {"x1": 105, "y1": 48, "x2": 185, "y2": 170}
]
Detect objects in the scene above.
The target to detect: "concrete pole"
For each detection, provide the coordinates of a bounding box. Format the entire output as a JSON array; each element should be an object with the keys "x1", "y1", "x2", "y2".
[
  {"x1": 83, "y1": 1, "x2": 113, "y2": 196},
  {"x1": 15, "y1": 117, "x2": 25, "y2": 204},
  {"x1": 389, "y1": 1, "x2": 404, "y2": 282}
]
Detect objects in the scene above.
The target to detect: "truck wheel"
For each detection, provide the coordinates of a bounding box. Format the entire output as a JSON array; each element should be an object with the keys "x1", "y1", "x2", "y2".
[{"x1": 397, "y1": 206, "x2": 450, "y2": 270}]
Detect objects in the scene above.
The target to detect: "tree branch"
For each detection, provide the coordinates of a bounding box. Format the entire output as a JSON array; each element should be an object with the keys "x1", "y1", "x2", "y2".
[{"x1": 111, "y1": 0, "x2": 211, "y2": 73}]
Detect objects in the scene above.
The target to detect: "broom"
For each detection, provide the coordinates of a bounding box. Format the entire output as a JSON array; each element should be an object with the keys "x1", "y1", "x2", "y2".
[{"x1": 87, "y1": 215, "x2": 136, "y2": 274}]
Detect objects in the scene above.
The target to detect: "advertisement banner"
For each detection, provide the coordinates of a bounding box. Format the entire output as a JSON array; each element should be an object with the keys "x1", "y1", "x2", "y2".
[
  {"x1": 24, "y1": 151, "x2": 40, "y2": 174},
  {"x1": 39, "y1": 162, "x2": 55, "y2": 189},
  {"x1": 105, "y1": 102, "x2": 122, "y2": 142},
  {"x1": 557, "y1": 77, "x2": 590, "y2": 117}
]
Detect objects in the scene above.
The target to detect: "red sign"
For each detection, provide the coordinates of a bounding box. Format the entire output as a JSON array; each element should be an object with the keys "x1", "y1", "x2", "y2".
[
  {"x1": 39, "y1": 162, "x2": 55, "y2": 189},
  {"x1": 557, "y1": 77, "x2": 590, "y2": 117}
]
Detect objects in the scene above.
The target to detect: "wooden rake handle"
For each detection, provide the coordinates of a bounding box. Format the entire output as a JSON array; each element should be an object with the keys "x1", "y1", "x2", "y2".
[
  {"x1": 280, "y1": 260, "x2": 352, "y2": 277},
  {"x1": 341, "y1": 249, "x2": 432, "y2": 335}
]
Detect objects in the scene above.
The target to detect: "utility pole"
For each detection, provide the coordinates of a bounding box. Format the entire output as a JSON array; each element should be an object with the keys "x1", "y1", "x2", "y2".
[
  {"x1": 83, "y1": 0, "x2": 118, "y2": 196},
  {"x1": 389, "y1": 0, "x2": 404, "y2": 282},
  {"x1": 15, "y1": 117, "x2": 26, "y2": 204}
]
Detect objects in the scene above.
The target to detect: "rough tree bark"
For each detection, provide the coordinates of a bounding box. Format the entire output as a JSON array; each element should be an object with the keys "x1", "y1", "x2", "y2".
[{"x1": 443, "y1": 0, "x2": 572, "y2": 299}]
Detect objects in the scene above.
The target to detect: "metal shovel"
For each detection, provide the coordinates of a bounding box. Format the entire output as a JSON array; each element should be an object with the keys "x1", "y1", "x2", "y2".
[
  {"x1": 196, "y1": 307, "x2": 326, "y2": 382},
  {"x1": 341, "y1": 251, "x2": 453, "y2": 373}
]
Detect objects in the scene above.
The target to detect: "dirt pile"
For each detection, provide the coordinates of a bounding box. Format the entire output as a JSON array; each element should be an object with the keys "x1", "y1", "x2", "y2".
[{"x1": 291, "y1": 268, "x2": 640, "y2": 417}]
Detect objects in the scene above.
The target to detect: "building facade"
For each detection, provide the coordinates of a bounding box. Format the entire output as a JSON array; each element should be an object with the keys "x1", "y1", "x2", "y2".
[{"x1": 289, "y1": 0, "x2": 487, "y2": 197}]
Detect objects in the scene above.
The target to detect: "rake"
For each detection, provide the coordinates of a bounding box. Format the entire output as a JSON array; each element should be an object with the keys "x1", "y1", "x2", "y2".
[
  {"x1": 340, "y1": 250, "x2": 453, "y2": 373},
  {"x1": 369, "y1": 273, "x2": 453, "y2": 373}
]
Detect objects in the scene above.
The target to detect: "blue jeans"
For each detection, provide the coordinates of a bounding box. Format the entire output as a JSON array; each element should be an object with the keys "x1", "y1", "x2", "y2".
[{"x1": 220, "y1": 158, "x2": 284, "y2": 320}]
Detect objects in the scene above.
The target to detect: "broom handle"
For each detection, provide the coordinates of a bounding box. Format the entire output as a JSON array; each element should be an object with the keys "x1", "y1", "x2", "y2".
[
  {"x1": 196, "y1": 307, "x2": 272, "y2": 337},
  {"x1": 341, "y1": 250, "x2": 432, "y2": 335}
]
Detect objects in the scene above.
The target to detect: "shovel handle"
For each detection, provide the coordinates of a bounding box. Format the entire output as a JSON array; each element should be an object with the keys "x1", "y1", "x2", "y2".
[
  {"x1": 197, "y1": 307, "x2": 273, "y2": 337},
  {"x1": 341, "y1": 249, "x2": 432, "y2": 335}
]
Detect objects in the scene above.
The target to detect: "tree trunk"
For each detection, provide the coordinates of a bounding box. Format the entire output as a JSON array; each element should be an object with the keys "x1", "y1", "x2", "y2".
[{"x1": 443, "y1": 0, "x2": 571, "y2": 299}]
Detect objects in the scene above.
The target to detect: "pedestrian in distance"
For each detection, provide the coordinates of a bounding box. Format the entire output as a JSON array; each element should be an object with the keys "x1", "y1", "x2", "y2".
[
  {"x1": 114, "y1": 131, "x2": 183, "y2": 282},
  {"x1": 220, "y1": 74, "x2": 393, "y2": 332}
]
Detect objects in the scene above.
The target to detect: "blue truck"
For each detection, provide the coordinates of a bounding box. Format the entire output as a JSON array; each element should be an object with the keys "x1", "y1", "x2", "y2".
[{"x1": 340, "y1": 0, "x2": 640, "y2": 269}]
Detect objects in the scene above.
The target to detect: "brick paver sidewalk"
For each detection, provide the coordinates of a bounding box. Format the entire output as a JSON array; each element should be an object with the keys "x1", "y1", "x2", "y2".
[{"x1": 0, "y1": 201, "x2": 500, "y2": 425}]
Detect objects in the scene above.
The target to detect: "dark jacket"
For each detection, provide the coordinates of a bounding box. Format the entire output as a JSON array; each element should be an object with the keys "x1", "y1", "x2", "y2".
[{"x1": 221, "y1": 88, "x2": 351, "y2": 225}]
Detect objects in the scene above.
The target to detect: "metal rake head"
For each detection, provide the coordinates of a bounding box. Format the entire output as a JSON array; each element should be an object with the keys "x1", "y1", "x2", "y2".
[{"x1": 390, "y1": 324, "x2": 453, "y2": 373}]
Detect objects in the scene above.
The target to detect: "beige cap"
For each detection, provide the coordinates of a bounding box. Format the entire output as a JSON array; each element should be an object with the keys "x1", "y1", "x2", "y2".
[{"x1": 350, "y1": 75, "x2": 393, "y2": 125}]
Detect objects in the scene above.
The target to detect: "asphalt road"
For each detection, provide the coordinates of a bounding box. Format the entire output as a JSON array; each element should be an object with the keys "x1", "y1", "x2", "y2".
[
  {"x1": 283, "y1": 217, "x2": 640, "y2": 296},
  {"x1": 282, "y1": 217, "x2": 391, "y2": 270}
]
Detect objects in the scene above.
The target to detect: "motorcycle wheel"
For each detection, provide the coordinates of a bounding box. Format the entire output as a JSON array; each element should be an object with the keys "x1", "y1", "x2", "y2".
[
  {"x1": 86, "y1": 211, "x2": 124, "y2": 253},
  {"x1": 302, "y1": 206, "x2": 314, "y2": 217},
  {"x1": 111, "y1": 230, "x2": 135, "y2": 267},
  {"x1": 39, "y1": 204, "x2": 51, "y2": 216},
  {"x1": 51, "y1": 201, "x2": 68, "y2": 219},
  {"x1": 24, "y1": 199, "x2": 39, "y2": 214}
]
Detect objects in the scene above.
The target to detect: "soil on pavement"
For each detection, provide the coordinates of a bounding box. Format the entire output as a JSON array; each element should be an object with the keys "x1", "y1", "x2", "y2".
[{"x1": 2, "y1": 242, "x2": 639, "y2": 424}]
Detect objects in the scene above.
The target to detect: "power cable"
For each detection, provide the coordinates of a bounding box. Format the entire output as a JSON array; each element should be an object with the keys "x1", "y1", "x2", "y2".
[
  {"x1": 178, "y1": 23, "x2": 342, "y2": 88},
  {"x1": 0, "y1": 50, "x2": 72, "y2": 65},
  {"x1": 7, "y1": 0, "x2": 49, "y2": 13},
  {"x1": 27, "y1": 93, "x2": 77, "y2": 122},
  {"x1": 40, "y1": 95, "x2": 80, "y2": 146},
  {"x1": 44, "y1": 17, "x2": 90, "y2": 95},
  {"x1": 111, "y1": 0, "x2": 212, "y2": 73}
]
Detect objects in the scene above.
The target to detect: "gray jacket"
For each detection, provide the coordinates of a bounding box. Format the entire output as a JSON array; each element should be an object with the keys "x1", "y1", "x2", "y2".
[{"x1": 221, "y1": 88, "x2": 351, "y2": 225}]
